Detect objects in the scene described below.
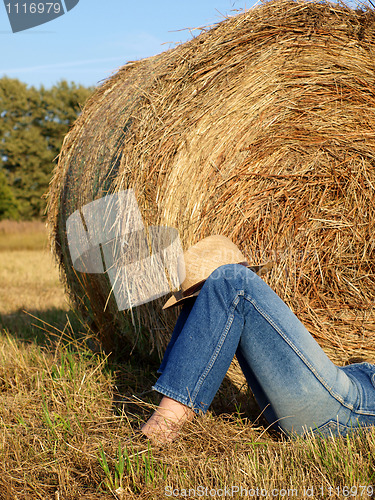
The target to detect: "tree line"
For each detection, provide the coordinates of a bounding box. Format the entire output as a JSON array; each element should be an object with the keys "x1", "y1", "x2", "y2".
[{"x1": 0, "y1": 77, "x2": 93, "y2": 220}]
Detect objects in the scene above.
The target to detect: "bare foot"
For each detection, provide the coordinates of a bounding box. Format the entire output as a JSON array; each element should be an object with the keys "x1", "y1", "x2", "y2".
[{"x1": 141, "y1": 396, "x2": 195, "y2": 443}]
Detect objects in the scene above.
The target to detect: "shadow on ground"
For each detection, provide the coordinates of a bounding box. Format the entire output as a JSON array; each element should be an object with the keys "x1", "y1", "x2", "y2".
[{"x1": 0, "y1": 307, "x2": 83, "y2": 346}]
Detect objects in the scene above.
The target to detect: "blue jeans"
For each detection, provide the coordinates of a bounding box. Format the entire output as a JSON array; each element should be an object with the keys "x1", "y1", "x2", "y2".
[{"x1": 153, "y1": 264, "x2": 375, "y2": 437}]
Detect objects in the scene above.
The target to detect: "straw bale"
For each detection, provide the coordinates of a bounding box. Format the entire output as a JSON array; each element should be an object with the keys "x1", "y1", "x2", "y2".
[{"x1": 48, "y1": 0, "x2": 375, "y2": 364}]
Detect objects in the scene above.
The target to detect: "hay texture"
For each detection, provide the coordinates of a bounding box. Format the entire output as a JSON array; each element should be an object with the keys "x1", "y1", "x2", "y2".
[{"x1": 48, "y1": 0, "x2": 375, "y2": 364}]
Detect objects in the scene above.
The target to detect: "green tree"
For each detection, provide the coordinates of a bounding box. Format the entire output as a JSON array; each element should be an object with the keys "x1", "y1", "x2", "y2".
[
  {"x1": 0, "y1": 169, "x2": 19, "y2": 220},
  {"x1": 0, "y1": 77, "x2": 93, "y2": 219}
]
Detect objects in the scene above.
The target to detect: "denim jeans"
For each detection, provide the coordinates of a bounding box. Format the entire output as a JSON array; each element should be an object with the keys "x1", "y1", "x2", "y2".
[{"x1": 153, "y1": 264, "x2": 375, "y2": 437}]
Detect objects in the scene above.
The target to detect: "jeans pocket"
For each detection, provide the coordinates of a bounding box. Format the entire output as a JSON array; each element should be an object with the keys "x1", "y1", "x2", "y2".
[{"x1": 342, "y1": 362, "x2": 375, "y2": 412}]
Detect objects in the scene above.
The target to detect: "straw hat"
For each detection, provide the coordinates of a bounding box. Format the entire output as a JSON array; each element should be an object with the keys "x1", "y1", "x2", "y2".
[{"x1": 163, "y1": 235, "x2": 272, "y2": 309}]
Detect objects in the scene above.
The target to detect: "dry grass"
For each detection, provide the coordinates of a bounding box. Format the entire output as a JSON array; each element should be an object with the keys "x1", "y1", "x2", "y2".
[
  {"x1": 0, "y1": 329, "x2": 375, "y2": 499},
  {"x1": 0, "y1": 220, "x2": 46, "y2": 234},
  {"x1": 0, "y1": 224, "x2": 375, "y2": 499},
  {"x1": 0, "y1": 221, "x2": 69, "y2": 341},
  {"x1": 0, "y1": 219, "x2": 48, "y2": 251},
  {"x1": 0, "y1": 250, "x2": 67, "y2": 314},
  {"x1": 48, "y1": 0, "x2": 375, "y2": 363}
]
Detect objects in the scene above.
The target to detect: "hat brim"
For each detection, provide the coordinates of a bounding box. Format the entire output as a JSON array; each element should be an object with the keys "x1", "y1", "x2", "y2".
[
  {"x1": 162, "y1": 262, "x2": 273, "y2": 310},
  {"x1": 162, "y1": 290, "x2": 201, "y2": 310}
]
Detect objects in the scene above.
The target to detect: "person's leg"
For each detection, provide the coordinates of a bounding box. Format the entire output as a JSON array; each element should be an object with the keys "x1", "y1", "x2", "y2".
[
  {"x1": 141, "y1": 300, "x2": 196, "y2": 442},
  {"x1": 157, "y1": 299, "x2": 196, "y2": 375},
  {"x1": 235, "y1": 348, "x2": 279, "y2": 428},
  {"x1": 230, "y1": 265, "x2": 359, "y2": 435},
  {"x1": 150, "y1": 264, "x2": 359, "y2": 437}
]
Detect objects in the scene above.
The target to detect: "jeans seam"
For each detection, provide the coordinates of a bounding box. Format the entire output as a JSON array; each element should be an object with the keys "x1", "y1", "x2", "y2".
[
  {"x1": 152, "y1": 383, "x2": 189, "y2": 407},
  {"x1": 246, "y1": 295, "x2": 356, "y2": 412},
  {"x1": 190, "y1": 293, "x2": 242, "y2": 404}
]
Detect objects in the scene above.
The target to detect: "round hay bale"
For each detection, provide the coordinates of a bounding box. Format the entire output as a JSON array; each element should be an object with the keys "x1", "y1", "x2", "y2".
[{"x1": 48, "y1": 0, "x2": 375, "y2": 364}]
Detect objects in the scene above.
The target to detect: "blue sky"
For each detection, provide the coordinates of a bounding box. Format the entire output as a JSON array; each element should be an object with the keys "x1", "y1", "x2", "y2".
[{"x1": 0, "y1": 0, "x2": 257, "y2": 89}]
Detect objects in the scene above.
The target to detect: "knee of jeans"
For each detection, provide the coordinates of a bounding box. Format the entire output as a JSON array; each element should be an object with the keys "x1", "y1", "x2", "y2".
[{"x1": 207, "y1": 263, "x2": 249, "y2": 286}]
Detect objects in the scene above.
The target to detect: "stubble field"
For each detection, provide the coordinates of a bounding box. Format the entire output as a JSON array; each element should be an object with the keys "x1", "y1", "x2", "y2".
[{"x1": 0, "y1": 220, "x2": 374, "y2": 499}]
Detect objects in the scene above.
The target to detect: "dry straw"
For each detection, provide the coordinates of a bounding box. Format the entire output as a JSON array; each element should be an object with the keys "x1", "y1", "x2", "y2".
[{"x1": 48, "y1": 0, "x2": 375, "y2": 364}]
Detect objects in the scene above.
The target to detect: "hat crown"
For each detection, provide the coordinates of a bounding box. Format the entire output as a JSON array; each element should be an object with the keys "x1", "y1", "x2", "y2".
[{"x1": 178, "y1": 235, "x2": 246, "y2": 293}]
